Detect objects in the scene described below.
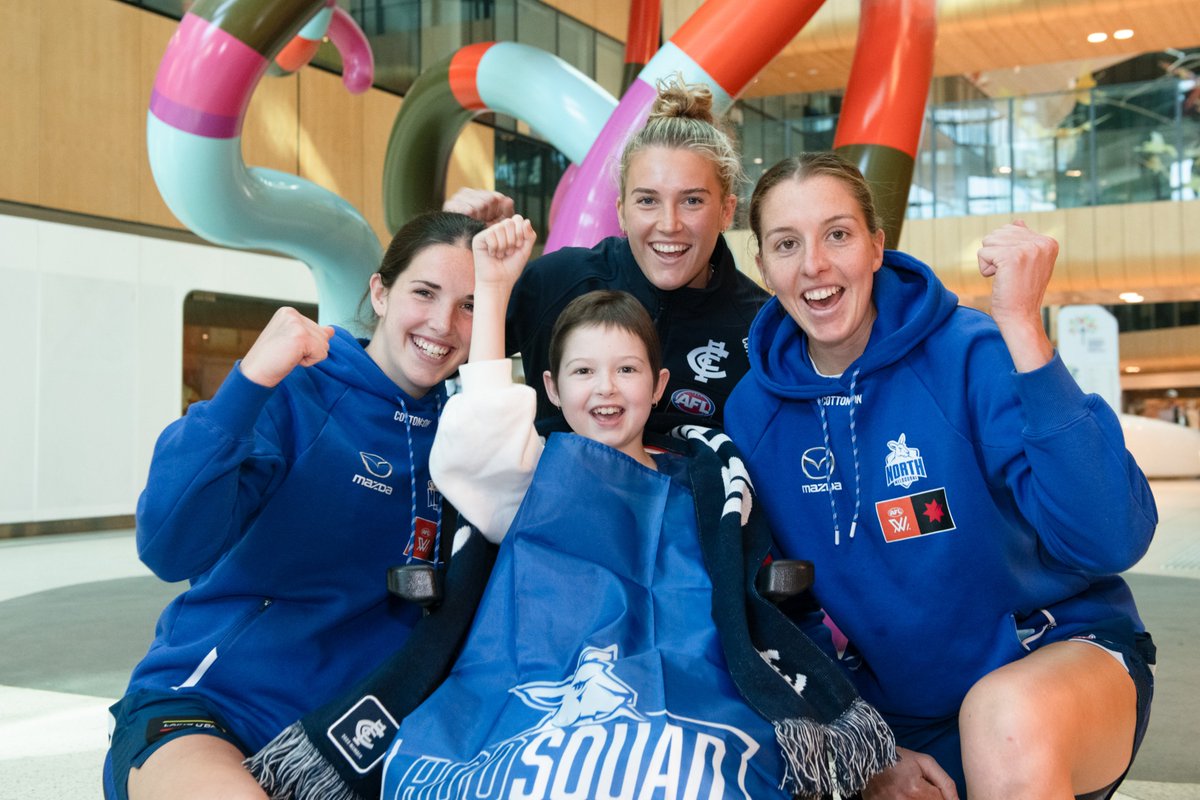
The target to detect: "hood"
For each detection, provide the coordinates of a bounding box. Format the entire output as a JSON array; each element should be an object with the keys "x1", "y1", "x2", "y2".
[
  {"x1": 746, "y1": 250, "x2": 958, "y2": 399},
  {"x1": 314, "y1": 326, "x2": 447, "y2": 410}
]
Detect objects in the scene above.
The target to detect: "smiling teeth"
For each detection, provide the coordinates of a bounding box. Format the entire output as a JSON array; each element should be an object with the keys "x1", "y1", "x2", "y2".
[
  {"x1": 652, "y1": 244, "x2": 687, "y2": 254},
  {"x1": 593, "y1": 406, "x2": 621, "y2": 416},
  {"x1": 414, "y1": 337, "x2": 449, "y2": 358},
  {"x1": 804, "y1": 286, "x2": 842, "y2": 301}
]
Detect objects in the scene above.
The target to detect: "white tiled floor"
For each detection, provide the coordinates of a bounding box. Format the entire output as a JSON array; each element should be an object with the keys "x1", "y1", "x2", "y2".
[{"x1": 1, "y1": 481, "x2": 1198, "y2": 799}]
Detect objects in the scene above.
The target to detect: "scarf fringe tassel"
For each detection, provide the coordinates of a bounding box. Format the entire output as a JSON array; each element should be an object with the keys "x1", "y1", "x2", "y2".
[
  {"x1": 775, "y1": 698, "x2": 898, "y2": 799},
  {"x1": 243, "y1": 722, "x2": 363, "y2": 800}
]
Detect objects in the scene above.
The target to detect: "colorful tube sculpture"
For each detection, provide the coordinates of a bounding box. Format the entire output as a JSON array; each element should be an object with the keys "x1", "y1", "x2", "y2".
[
  {"x1": 147, "y1": 0, "x2": 379, "y2": 327},
  {"x1": 381, "y1": 42, "x2": 618, "y2": 234},
  {"x1": 621, "y1": 0, "x2": 661, "y2": 95},
  {"x1": 834, "y1": 0, "x2": 936, "y2": 248},
  {"x1": 149, "y1": 0, "x2": 936, "y2": 321},
  {"x1": 269, "y1": 3, "x2": 374, "y2": 95},
  {"x1": 544, "y1": 0, "x2": 827, "y2": 250}
]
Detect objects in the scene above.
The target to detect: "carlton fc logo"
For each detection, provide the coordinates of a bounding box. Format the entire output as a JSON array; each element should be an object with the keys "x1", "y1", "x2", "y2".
[
  {"x1": 884, "y1": 433, "x2": 927, "y2": 489},
  {"x1": 687, "y1": 340, "x2": 729, "y2": 383},
  {"x1": 386, "y1": 644, "x2": 763, "y2": 798}
]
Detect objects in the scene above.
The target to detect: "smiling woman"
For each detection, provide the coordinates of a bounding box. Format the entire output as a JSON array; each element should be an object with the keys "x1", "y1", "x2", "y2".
[
  {"x1": 727, "y1": 152, "x2": 1159, "y2": 800},
  {"x1": 446, "y1": 76, "x2": 767, "y2": 434},
  {"x1": 103, "y1": 211, "x2": 486, "y2": 800}
]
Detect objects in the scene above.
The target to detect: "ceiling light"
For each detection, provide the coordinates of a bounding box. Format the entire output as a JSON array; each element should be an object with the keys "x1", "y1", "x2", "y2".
[
  {"x1": 1113, "y1": 29, "x2": 1134, "y2": 40},
  {"x1": 1065, "y1": 169, "x2": 1082, "y2": 177},
  {"x1": 997, "y1": 166, "x2": 1012, "y2": 174},
  {"x1": 1118, "y1": 292, "x2": 1144, "y2": 303},
  {"x1": 1087, "y1": 32, "x2": 1108, "y2": 43},
  {"x1": 1123, "y1": 366, "x2": 1141, "y2": 373}
]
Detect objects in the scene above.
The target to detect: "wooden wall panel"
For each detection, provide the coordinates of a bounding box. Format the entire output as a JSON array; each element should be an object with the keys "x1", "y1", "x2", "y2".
[
  {"x1": 1182, "y1": 200, "x2": 1200, "y2": 292},
  {"x1": 1120, "y1": 326, "x2": 1200, "y2": 372},
  {"x1": 1063, "y1": 206, "x2": 1097, "y2": 293},
  {"x1": 298, "y1": 69, "x2": 365, "y2": 220},
  {"x1": 1151, "y1": 199, "x2": 1185, "y2": 290},
  {"x1": 955, "y1": 213, "x2": 991, "y2": 301},
  {"x1": 1092, "y1": 204, "x2": 1126, "y2": 293},
  {"x1": 242, "y1": 72, "x2": 301, "y2": 177},
  {"x1": 362, "y1": 90, "x2": 404, "y2": 245},
  {"x1": 138, "y1": 11, "x2": 182, "y2": 229},
  {"x1": 38, "y1": 0, "x2": 143, "y2": 221},
  {"x1": 932, "y1": 213, "x2": 964, "y2": 297},
  {"x1": 542, "y1": 0, "x2": 631, "y2": 42},
  {"x1": 1121, "y1": 203, "x2": 1158, "y2": 293},
  {"x1": 446, "y1": 122, "x2": 496, "y2": 205},
  {"x1": 0, "y1": 0, "x2": 41, "y2": 206},
  {"x1": 896, "y1": 218, "x2": 933, "y2": 272}
]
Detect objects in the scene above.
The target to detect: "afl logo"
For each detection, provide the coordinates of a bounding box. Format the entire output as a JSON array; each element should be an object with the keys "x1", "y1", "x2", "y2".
[
  {"x1": 671, "y1": 389, "x2": 715, "y2": 417},
  {"x1": 801, "y1": 447, "x2": 835, "y2": 481}
]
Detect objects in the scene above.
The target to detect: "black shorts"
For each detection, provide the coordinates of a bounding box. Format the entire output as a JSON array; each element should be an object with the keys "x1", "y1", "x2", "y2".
[
  {"x1": 103, "y1": 688, "x2": 250, "y2": 800},
  {"x1": 890, "y1": 630, "x2": 1155, "y2": 800}
]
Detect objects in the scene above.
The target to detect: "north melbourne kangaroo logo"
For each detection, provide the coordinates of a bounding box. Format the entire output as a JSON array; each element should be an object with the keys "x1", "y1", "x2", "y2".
[
  {"x1": 884, "y1": 433, "x2": 927, "y2": 489},
  {"x1": 386, "y1": 643, "x2": 765, "y2": 798},
  {"x1": 511, "y1": 644, "x2": 646, "y2": 732}
]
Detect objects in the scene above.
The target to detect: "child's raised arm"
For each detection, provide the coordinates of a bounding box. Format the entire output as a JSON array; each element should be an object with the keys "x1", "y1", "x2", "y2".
[
  {"x1": 470, "y1": 215, "x2": 536, "y2": 363},
  {"x1": 432, "y1": 215, "x2": 540, "y2": 543}
]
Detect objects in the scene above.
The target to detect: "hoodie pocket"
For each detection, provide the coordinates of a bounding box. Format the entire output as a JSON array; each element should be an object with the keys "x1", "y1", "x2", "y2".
[
  {"x1": 1010, "y1": 607, "x2": 1057, "y2": 652},
  {"x1": 173, "y1": 598, "x2": 273, "y2": 690}
]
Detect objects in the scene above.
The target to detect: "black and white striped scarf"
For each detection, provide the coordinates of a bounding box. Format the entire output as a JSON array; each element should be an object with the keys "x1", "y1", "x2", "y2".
[{"x1": 676, "y1": 424, "x2": 897, "y2": 798}]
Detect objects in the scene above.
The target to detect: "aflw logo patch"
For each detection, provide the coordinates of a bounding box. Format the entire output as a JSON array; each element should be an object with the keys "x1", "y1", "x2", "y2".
[
  {"x1": 386, "y1": 645, "x2": 761, "y2": 798},
  {"x1": 875, "y1": 487, "x2": 956, "y2": 542}
]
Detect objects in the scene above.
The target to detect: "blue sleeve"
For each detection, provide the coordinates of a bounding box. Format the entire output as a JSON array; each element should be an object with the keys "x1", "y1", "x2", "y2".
[
  {"x1": 135, "y1": 365, "x2": 289, "y2": 582},
  {"x1": 975, "y1": 351, "x2": 1157, "y2": 574}
]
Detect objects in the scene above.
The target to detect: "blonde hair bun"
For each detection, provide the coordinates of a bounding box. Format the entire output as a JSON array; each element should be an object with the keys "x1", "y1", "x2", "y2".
[
  {"x1": 617, "y1": 73, "x2": 744, "y2": 199},
  {"x1": 649, "y1": 76, "x2": 716, "y2": 125}
]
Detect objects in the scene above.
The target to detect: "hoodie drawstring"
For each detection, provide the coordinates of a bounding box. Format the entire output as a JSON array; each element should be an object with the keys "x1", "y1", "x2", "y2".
[
  {"x1": 815, "y1": 368, "x2": 862, "y2": 546},
  {"x1": 398, "y1": 395, "x2": 443, "y2": 564}
]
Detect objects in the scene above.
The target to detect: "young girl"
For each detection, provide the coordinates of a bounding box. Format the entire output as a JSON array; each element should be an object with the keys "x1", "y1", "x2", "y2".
[
  {"x1": 377, "y1": 216, "x2": 895, "y2": 799},
  {"x1": 104, "y1": 211, "x2": 484, "y2": 800}
]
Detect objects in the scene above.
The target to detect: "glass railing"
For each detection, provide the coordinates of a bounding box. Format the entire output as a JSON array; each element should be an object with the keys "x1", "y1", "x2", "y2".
[{"x1": 738, "y1": 77, "x2": 1200, "y2": 220}]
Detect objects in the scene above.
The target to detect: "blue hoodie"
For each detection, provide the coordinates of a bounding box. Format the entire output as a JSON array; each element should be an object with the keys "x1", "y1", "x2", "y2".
[
  {"x1": 726, "y1": 252, "x2": 1157, "y2": 722},
  {"x1": 125, "y1": 327, "x2": 442, "y2": 750}
]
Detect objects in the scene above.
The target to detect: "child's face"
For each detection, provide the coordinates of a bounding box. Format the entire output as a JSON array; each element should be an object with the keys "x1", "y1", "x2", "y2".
[{"x1": 544, "y1": 324, "x2": 668, "y2": 465}]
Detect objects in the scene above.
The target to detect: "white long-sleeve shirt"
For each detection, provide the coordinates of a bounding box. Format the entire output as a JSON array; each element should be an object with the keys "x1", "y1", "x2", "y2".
[{"x1": 429, "y1": 359, "x2": 544, "y2": 542}]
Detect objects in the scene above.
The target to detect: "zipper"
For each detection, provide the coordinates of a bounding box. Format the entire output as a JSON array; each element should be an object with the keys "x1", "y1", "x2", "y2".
[{"x1": 173, "y1": 598, "x2": 273, "y2": 690}]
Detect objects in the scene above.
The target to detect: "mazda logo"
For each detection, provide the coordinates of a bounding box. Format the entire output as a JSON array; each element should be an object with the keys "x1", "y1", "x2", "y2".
[{"x1": 801, "y1": 447, "x2": 834, "y2": 481}]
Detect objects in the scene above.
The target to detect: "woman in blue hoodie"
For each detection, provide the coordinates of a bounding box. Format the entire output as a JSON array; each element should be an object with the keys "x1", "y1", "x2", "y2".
[
  {"x1": 725, "y1": 153, "x2": 1157, "y2": 800},
  {"x1": 105, "y1": 212, "x2": 485, "y2": 800}
]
